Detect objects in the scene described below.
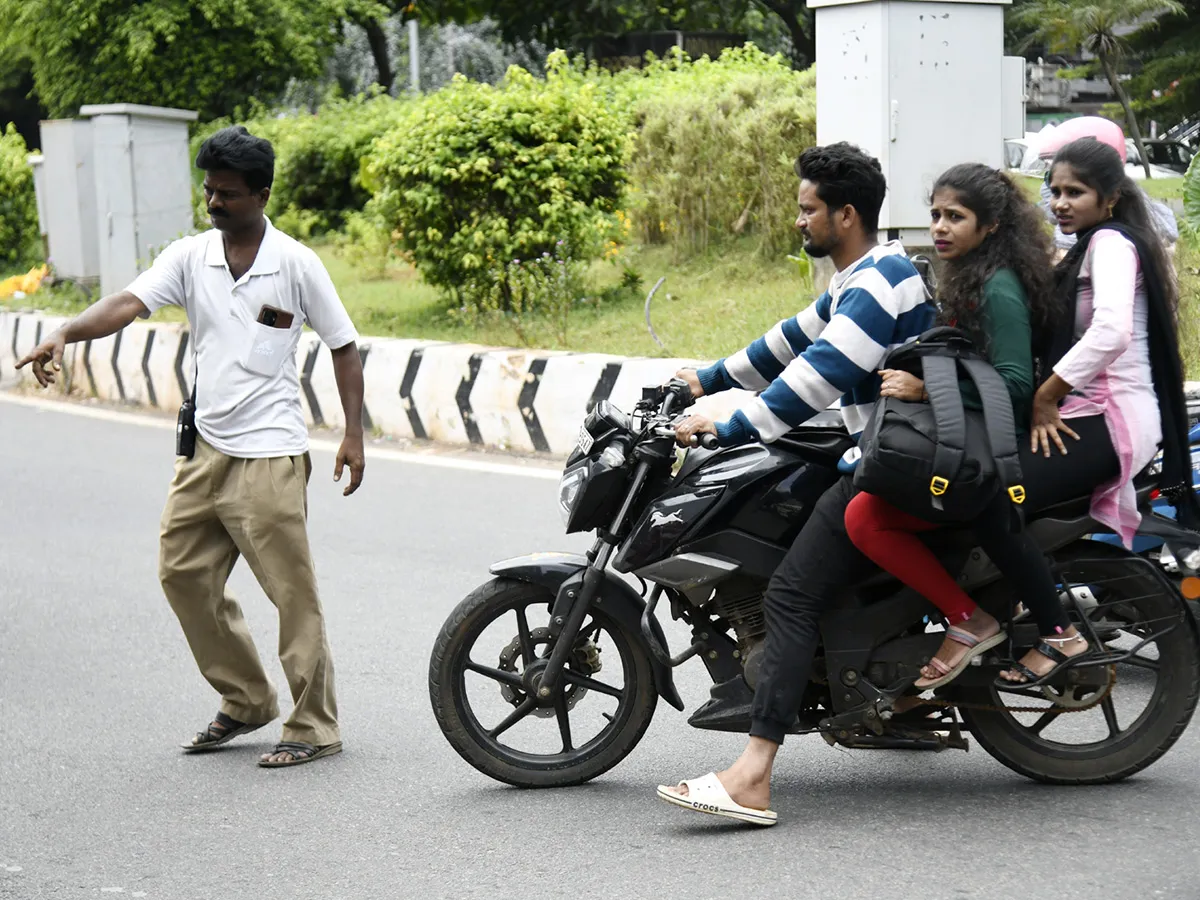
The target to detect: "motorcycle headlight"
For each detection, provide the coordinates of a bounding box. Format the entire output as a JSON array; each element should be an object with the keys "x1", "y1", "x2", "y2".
[{"x1": 559, "y1": 466, "x2": 588, "y2": 526}]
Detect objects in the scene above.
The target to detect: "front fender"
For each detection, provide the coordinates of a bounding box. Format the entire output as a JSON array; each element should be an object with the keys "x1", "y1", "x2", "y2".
[{"x1": 490, "y1": 553, "x2": 686, "y2": 711}]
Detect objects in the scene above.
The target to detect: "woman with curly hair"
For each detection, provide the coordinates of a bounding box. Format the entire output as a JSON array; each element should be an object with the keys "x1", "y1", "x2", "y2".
[{"x1": 843, "y1": 163, "x2": 1061, "y2": 689}]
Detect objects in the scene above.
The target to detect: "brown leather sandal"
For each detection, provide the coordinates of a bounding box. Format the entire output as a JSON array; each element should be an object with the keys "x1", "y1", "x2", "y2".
[{"x1": 182, "y1": 711, "x2": 268, "y2": 753}]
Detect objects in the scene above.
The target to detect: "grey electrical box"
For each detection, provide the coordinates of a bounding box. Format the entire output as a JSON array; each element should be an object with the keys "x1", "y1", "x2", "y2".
[
  {"x1": 81, "y1": 104, "x2": 199, "y2": 295},
  {"x1": 32, "y1": 103, "x2": 197, "y2": 294},
  {"x1": 808, "y1": 0, "x2": 1017, "y2": 246},
  {"x1": 1002, "y1": 55, "x2": 1028, "y2": 140},
  {"x1": 36, "y1": 119, "x2": 100, "y2": 282}
]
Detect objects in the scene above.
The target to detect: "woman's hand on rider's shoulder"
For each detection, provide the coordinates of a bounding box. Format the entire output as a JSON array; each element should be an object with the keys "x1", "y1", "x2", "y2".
[
  {"x1": 675, "y1": 368, "x2": 704, "y2": 399},
  {"x1": 879, "y1": 369, "x2": 928, "y2": 402},
  {"x1": 1030, "y1": 387, "x2": 1081, "y2": 458}
]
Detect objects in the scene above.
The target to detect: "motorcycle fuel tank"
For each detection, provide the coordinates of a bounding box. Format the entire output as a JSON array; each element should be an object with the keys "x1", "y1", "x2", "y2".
[{"x1": 612, "y1": 442, "x2": 834, "y2": 574}]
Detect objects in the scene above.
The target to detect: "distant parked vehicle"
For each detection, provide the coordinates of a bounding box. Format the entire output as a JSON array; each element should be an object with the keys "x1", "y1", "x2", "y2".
[
  {"x1": 1003, "y1": 137, "x2": 1181, "y2": 180},
  {"x1": 1136, "y1": 139, "x2": 1195, "y2": 175}
]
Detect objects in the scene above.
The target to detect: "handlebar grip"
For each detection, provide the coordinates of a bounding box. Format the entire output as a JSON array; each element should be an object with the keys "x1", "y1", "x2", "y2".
[{"x1": 698, "y1": 433, "x2": 720, "y2": 451}]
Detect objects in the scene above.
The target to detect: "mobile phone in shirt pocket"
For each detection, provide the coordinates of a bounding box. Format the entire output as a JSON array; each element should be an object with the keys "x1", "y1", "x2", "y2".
[{"x1": 244, "y1": 321, "x2": 295, "y2": 376}]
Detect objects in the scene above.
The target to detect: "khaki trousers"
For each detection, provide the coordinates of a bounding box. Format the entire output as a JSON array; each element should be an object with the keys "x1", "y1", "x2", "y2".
[{"x1": 158, "y1": 437, "x2": 339, "y2": 746}]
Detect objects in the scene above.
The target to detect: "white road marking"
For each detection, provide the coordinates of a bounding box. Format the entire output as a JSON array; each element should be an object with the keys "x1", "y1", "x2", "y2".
[{"x1": 0, "y1": 391, "x2": 562, "y2": 481}]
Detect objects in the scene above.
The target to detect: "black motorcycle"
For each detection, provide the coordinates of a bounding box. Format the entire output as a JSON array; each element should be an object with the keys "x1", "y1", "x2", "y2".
[{"x1": 429, "y1": 380, "x2": 1200, "y2": 788}]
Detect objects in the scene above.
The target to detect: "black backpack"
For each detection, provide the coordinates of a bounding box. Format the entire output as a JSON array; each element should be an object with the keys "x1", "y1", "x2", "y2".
[{"x1": 852, "y1": 327, "x2": 1026, "y2": 524}]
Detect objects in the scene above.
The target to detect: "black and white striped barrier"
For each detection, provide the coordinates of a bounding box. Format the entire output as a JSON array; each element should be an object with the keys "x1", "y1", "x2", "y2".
[
  {"x1": 6, "y1": 311, "x2": 1196, "y2": 456},
  {"x1": 0, "y1": 311, "x2": 761, "y2": 455}
]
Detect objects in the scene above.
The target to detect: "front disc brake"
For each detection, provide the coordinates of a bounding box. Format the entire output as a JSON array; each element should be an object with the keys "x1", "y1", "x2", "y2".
[{"x1": 497, "y1": 627, "x2": 603, "y2": 717}]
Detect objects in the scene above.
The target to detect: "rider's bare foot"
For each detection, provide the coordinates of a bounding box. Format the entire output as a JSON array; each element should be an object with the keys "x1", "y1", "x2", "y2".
[
  {"x1": 917, "y1": 607, "x2": 1000, "y2": 682},
  {"x1": 664, "y1": 737, "x2": 776, "y2": 811},
  {"x1": 998, "y1": 627, "x2": 1089, "y2": 683}
]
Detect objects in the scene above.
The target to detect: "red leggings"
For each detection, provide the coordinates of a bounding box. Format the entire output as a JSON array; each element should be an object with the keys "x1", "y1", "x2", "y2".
[{"x1": 844, "y1": 492, "x2": 978, "y2": 624}]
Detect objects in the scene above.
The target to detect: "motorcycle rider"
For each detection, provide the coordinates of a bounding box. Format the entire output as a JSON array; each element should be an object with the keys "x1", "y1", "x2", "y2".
[{"x1": 660, "y1": 142, "x2": 935, "y2": 825}]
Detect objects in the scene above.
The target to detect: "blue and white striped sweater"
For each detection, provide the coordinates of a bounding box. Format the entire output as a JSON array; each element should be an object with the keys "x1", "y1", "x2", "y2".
[{"x1": 698, "y1": 242, "x2": 935, "y2": 446}]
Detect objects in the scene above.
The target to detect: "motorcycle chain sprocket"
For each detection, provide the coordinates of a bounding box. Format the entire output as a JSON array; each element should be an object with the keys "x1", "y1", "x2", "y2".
[{"x1": 919, "y1": 665, "x2": 1117, "y2": 715}]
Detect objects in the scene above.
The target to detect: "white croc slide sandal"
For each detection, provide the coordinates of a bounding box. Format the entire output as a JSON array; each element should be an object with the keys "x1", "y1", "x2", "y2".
[{"x1": 656, "y1": 772, "x2": 778, "y2": 826}]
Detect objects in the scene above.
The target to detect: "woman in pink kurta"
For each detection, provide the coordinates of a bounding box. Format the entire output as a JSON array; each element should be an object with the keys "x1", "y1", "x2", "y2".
[
  {"x1": 1053, "y1": 227, "x2": 1160, "y2": 548},
  {"x1": 996, "y1": 137, "x2": 1200, "y2": 687}
]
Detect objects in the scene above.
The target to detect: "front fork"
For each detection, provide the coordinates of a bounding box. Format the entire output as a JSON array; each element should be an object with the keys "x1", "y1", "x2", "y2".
[{"x1": 535, "y1": 461, "x2": 652, "y2": 699}]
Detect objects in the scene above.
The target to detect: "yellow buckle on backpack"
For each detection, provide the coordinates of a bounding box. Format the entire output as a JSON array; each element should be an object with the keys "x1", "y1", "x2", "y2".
[
  {"x1": 1008, "y1": 485, "x2": 1027, "y2": 505},
  {"x1": 930, "y1": 476, "x2": 949, "y2": 496}
]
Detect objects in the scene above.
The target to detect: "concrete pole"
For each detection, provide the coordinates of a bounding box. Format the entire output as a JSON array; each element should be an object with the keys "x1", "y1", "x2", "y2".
[{"x1": 408, "y1": 19, "x2": 420, "y2": 93}]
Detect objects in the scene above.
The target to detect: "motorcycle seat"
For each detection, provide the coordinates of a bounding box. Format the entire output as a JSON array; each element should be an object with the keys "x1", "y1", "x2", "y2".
[
  {"x1": 773, "y1": 427, "x2": 856, "y2": 469},
  {"x1": 1026, "y1": 464, "x2": 1158, "y2": 523}
]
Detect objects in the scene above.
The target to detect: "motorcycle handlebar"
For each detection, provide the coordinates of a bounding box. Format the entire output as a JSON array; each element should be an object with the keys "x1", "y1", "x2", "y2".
[{"x1": 650, "y1": 424, "x2": 720, "y2": 451}]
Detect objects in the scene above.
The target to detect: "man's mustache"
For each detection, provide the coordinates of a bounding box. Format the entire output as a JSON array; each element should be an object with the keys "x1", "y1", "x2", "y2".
[{"x1": 208, "y1": 208, "x2": 229, "y2": 217}]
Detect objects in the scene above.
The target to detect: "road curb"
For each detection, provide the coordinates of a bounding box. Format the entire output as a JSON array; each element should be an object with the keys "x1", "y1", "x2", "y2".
[{"x1": 0, "y1": 310, "x2": 762, "y2": 456}]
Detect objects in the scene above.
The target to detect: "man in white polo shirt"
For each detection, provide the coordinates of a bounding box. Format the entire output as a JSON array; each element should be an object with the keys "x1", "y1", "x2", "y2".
[{"x1": 17, "y1": 125, "x2": 364, "y2": 768}]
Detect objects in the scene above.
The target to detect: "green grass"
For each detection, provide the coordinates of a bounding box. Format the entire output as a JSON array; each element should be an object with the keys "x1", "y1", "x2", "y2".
[
  {"x1": 1015, "y1": 173, "x2": 1185, "y2": 203},
  {"x1": 1176, "y1": 232, "x2": 1200, "y2": 379},
  {"x1": 1138, "y1": 177, "x2": 1187, "y2": 202},
  {"x1": 320, "y1": 238, "x2": 813, "y2": 360}
]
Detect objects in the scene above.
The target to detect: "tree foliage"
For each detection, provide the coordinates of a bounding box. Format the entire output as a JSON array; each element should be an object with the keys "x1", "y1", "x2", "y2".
[
  {"x1": 0, "y1": 0, "x2": 345, "y2": 120},
  {"x1": 0, "y1": 123, "x2": 40, "y2": 270},
  {"x1": 420, "y1": 0, "x2": 812, "y2": 65},
  {"x1": 1013, "y1": 0, "x2": 1185, "y2": 177},
  {"x1": 1127, "y1": 0, "x2": 1200, "y2": 129}
]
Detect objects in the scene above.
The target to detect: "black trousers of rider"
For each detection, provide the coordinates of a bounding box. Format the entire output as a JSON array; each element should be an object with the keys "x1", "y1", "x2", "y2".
[
  {"x1": 748, "y1": 415, "x2": 1122, "y2": 746},
  {"x1": 970, "y1": 414, "x2": 1119, "y2": 636},
  {"x1": 750, "y1": 475, "x2": 864, "y2": 745}
]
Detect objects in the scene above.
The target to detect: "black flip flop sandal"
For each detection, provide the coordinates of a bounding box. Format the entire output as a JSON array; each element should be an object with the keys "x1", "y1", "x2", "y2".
[
  {"x1": 995, "y1": 635, "x2": 1089, "y2": 691},
  {"x1": 258, "y1": 740, "x2": 344, "y2": 768},
  {"x1": 181, "y1": 711, "x2": 268, "y2": 753}
]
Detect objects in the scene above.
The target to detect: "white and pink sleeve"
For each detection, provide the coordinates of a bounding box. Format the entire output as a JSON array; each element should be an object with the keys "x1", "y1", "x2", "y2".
[{"x1": 1054, "y1": 231, "x2": 1139, "y2": 390}]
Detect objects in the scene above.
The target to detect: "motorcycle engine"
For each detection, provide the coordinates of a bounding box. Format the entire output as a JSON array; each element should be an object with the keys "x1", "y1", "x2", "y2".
[{"x1": 710, "y1": 578, "x2": 767, "y2": 685}]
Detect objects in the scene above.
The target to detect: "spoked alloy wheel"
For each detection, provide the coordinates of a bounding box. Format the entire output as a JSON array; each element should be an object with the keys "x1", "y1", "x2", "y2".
[
  {"x1": 429, "y1": 577, "x2": 657, "y2": 787},
  {"x1": 963, "y1": 544, "x2": 1200, "y2": 784}
]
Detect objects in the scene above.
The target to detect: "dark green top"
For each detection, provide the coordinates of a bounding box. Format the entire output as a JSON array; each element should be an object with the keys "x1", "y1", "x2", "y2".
[{"x1": 958, "y1": 267, "x2": 1034, "y2": 433}]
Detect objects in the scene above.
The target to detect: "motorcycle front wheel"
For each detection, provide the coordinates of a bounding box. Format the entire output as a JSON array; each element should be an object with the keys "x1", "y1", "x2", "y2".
[{"x1": 428, "y1": 577, "x2": 659, "y2": 787}]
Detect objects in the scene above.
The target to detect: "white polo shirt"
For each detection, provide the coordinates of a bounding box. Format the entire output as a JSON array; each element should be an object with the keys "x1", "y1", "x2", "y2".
[{"x1": 128, "y1": 219, "x2": 359, "y2": 458}]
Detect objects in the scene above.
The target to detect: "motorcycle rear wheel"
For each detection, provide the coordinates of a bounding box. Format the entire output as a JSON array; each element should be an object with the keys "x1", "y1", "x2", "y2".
[
  {"x1": 429, "y1": 577, "x2": 658, "y2": 788},
  {"x1": 962, "y1": 543, "x2": 1200, "y2": 785}
]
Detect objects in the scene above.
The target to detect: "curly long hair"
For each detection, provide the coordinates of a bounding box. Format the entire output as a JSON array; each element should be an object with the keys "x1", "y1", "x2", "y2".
[{"x1": 930, "y1": 164, "x2": 1059, "y2": 351}]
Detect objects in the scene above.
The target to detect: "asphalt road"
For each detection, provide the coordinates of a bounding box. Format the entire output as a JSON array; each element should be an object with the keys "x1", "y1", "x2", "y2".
[{"x1": 2, "y1": 396, "x2": 1199, "y2": 900}]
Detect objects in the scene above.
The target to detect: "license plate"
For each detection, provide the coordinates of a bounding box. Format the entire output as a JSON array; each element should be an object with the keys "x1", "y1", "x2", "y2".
[{"x1": 576, "y1": 425, "x2": 595, "y2": 455}]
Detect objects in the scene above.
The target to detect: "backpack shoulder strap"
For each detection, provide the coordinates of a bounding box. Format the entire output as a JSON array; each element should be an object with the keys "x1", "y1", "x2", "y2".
[
  {"x1": 959, "y1": 357, "x2": 1025, "y2": 505},
  {"x1": 920, "y1": 354, "x2": 966, "y2": 498}
]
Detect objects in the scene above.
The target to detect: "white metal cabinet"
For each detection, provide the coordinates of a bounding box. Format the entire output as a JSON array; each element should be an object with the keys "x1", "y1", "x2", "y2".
[{"x1": 808, "y1": 0, "x2": 1021, "y2": 245}]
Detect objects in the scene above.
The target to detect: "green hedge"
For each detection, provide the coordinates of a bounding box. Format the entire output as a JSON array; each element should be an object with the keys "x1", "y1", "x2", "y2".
[
  {"x1": 0, "y1": 123, "x2": 40, "y2": 270},
  {"x1": 183, "y1": 44, "x2": 818, "y2": 301},
  {"x1": 610, "y1": 46, "x2": 816, "y2": 259},
  {"x1": 362, "y1": 59, "x2": 631, "y2": 312}
]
